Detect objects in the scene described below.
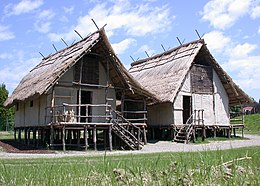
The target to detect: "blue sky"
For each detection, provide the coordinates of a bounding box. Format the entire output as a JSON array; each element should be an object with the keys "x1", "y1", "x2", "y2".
[{"x1": 0, "y1": 0, "x2": 260, "y2": 101}]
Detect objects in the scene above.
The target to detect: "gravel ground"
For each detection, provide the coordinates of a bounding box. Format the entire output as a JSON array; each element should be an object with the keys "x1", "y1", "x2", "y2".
[{"x1": 0, "y1": 134, "x2": 260, "y2": 159}]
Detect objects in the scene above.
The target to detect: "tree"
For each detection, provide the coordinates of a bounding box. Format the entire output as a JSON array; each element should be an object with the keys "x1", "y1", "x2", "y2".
[{"x1": 0, "y1": 83, "x2": 14, "y2": 130}]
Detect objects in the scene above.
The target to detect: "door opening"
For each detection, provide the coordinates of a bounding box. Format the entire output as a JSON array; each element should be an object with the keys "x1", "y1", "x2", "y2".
[
  {"x1": 77, "y1": 91, "x2": 92, "y2": 122},
  {"x1": 183, "y1": 96, "x2": 192, "y2": 124}
]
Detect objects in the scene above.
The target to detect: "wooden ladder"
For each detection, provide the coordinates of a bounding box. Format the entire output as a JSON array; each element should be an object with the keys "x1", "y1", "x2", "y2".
[
  {"x1": 174, "y1": 109, "x2": 204, "y2": 143},
  {"x1": 110, "y1": 109, "x2": 143, "y2": 150}
]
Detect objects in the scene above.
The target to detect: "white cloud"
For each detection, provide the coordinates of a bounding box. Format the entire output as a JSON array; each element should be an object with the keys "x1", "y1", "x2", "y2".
[
  {"x1": 0, "y1": 53, "x2": 12, "y2": 59},
  {"x1": 34, "y1": 22, "x2": 51, "y2": 33},
  {"x1": 0, "y1": 51, "x2": 40, "y2": 93},
  {"x1": 136, "y1": 45, "x2": 155, "y2": 57},
  {"x1": 5, "y1": 0, "x2": 43, "y2": 16},
  {"x1": 203, "y1": 31, "x2": 231, "y2": 52},
  {"x1": 258, "y1": 26, "x2": 260, "y2": 34},
  {"x1": 48, "y1": 1, "x2": 173, "y2": 42},
  {"x1": 229, "y1": 43, "x2": 257, "y2": 59},
  {"x1": 201, "y1": 0, "x2": 251, "y2": 30},
  {"x1": 34, "y1": 9, "x2": 55, "y2": 33},
  {"x1": 63, "y1": 6, "x2": 74, "y2": 14},
  {"x1": 223, "y1": 56, "x2": 260, "y2": 91},
  {"x1": 251, "y1": 6, "x2": 260, "y2": 19},
  {"x1": 112, "y1": 38, "x2": 136, "y2": 55},
  {"x1": 0, "y1": 25, "x2": 15, "y2": 41},
  {"x1": 38, "y1": 9, "x2": 55, "y2": 20}
]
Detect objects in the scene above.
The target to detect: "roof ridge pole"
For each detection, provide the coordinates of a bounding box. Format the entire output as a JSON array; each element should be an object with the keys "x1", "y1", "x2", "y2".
[
  {"x1": 161, "y1": 44, "x2": 166, "y2": 52},
  {"x1": 74, "y1": 30, "x2": 83, "y2": 39},
  {"x1": 61, "y1": 38, "x2": 68, "y2": 47},
  {"x1": 195, "y1": 29, "x2": 202, "y2": 40},
  {"x1": 176, "y1": 37, "x2": 182, "y2": 45},
  {"x1": 91, "y1": 18, "x2": 99, "y2": 30}
]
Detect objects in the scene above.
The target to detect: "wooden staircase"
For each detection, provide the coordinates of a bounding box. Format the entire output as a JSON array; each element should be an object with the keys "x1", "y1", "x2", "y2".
[
  {"x1": 110, "y1": 110, "x2": 143, "y2": 150},
  {"x1": 174, "y1": 110, "x2": 204, "y2": 144}
]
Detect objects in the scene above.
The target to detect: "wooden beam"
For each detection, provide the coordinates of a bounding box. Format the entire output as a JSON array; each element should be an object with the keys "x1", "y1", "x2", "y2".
[
  {"x1": 93, "y1": 125, "x2": 97, "y2": 151},
  {"x1": 62, "y1": 126, "x2": 66, "y2": 151},
  {"x1": 84, "y1": 125, "x2": 88, "y2": 151},
  {"x1": 109, "y1": 126, "x2": 112, "y2": 151}
]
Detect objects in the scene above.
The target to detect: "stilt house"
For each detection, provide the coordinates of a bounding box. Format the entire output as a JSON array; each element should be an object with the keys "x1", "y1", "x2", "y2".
[
  {"x1": 4, "y1": 28, "x2": 157, "y2": 150},
  {"x1": 129, "y1": 39, "x2": 252, "y2": 142}
]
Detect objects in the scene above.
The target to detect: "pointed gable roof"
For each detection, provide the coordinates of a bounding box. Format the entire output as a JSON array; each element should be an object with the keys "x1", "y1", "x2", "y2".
[
  {"x1": 4, "y1": 28, "x2": 158, "y2": 107},
  {"x1": 129, "y1": 39, "x2": 252, "y2": 105}
]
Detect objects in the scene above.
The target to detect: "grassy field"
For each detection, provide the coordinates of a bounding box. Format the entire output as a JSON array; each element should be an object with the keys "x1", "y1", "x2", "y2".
[
  {"x1": 0, "y1": 146, "x2": 260, "y2": 185},
  {"x1": 0, "y1": 114, "x2": 259, "y2": 185},
  {"x1": 231, "y1": 113, "x2": 260, "y2": 135}
]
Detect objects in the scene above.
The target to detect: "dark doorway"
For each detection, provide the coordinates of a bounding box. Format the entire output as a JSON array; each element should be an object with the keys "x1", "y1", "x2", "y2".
[
  {"x1": 77, "y1": 91, "x2": 92, "y2": 122},
  {"x1": 183, "y1": 96, "x2": 192, "y2": 124}
]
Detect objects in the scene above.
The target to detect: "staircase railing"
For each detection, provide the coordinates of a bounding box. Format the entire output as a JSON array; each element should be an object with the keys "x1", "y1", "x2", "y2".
[
  {"x1": 109, "y1": 108, "x2": 143, "y2": 150},
  {"x1": 174, "y1": 109, "x2": 204, "y2": 143}
]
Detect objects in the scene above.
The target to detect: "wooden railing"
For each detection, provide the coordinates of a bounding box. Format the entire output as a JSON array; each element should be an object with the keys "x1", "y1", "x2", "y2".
[{"x1": 45, "y1": 103, "x2": 112, "y2": 124}]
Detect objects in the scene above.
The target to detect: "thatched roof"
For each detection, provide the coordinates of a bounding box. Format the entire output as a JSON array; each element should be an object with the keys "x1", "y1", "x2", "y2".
[
  {"x1": 129, "y1": 39, "x2": 252, "y2": 105},
  {"x1": 4, "y1": 28, "x2": 158, "y2": 107}
]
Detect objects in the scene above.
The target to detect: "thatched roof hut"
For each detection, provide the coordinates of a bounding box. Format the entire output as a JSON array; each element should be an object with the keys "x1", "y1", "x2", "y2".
[
  {"x1": 4, "y1": 27, "x2": 158, "y2": 108},
  {"x1": 129, "y1": 39, "x2": 252, "y2": 105}
]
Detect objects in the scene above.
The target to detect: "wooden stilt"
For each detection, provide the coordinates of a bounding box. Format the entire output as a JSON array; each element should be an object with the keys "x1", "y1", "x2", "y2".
[
  {"x1": 42, "y1": 129, "x2": 45, "y2": 146},
  {"x1": 24, "y1": 128, "x2": 28, "y2": 144},
  {"x1": 109, "y1": 125, "x2": 112, "y2": 151},
  {"x1": 84, "y1": 125, "x2": 88, "y2": 151},
  {"x1": 242, "y1": 127, "x2": 244, "y2": 138},
  {"x1": 93, "y1": 125, "x2": 97, "y2": 151},
  {"x1": 202, "y1": 126, "x2": 206, "y2": 141},
  {"x1": 33, "y1": 128, "x2": 36, "y2": 147},
  {"x1": 27, "y1": 128, "x2": 30, "y2": 145},
  {"x1": 137, "y1": 129, "x2": 141, "y2": 150},
  {"x1": 62, "y1": 126, "x2": 66, "y2": 151},
  {"x1": 103, "y1": 129, "x2": 107, "y2": 149},
  {"x1": 227, "y1": 128, "x2": 231, "y2": 138},
  {"x1": 18, "y1": 128, "x2": 21, "y2": 142},
  {"x1": 14, "y1": 128, "x2": 17, "y2": 141},
  {"x1": 143, "y1": 127, "x2": 147, "y2": 145},
  {"x1": 50, "y1": 125, "x2": 54, "y2": 147},
  {"x1": 213, "y1": 127, "x2": 216, "y2": 138},
  {"x1": 77, "y1": 130, "x2": 81, "y2": 147},
  {"x1": 233, "y1": 127, "x2": 236, "y2": 137},
  {"x1": 68, "y1": 130, "x2": 72, "y2": 144}
]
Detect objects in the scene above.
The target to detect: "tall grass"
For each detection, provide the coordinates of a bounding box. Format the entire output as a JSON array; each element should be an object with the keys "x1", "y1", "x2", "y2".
[{"x1": 0, "y1": 146, "x2": 260, "y2": 185}]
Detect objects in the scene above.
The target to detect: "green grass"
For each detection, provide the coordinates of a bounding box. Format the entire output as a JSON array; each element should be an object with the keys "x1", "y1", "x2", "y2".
[
  {"x1": 0, "y1": 131, "x2": 14, "y2": 140},
  {"x1": 231, "y1": 114, "x2": 260, "y2": 135},
  {"x1": 0, "y1": 146, "x2": 260, "y2": 185}
]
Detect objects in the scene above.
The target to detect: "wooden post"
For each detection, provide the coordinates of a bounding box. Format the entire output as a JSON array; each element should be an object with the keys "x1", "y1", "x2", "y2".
[
  {"x1": 109, "y1": 125, "x2": 112, "y2": 151},
  {"x1": 143, "y1": 127, "x2": 147, "y2": 145},
  {"x1": 42, "y1": 129, "x2": 45, "y2": 146},
  {"x1": 68, "y1": 130, "x2": 72, "y2": 144},
  {"x1": 103, "y1": 129, "x2": 107, "y2": 149},
  {"x1": 13, "y1": 128, "x2": 16, "y2": 141},
  {"x1": 137, "y1": 129, "x2": 141, "y2": 150},
  {"x1": 33, "y1": 128, "x2": 37, "y2": 147},
  {"x1": 50, "y1": 125, "x2": 54, "y2": 147},
  {"x1": 18, "y1": 128, "x2": 21, "y2": 142},
  {"x1": 62, "y1": 125, "x2": 66, "y2": 151},
  {"x1": 24, "y1": 128, "x2": 27, "y2": 144},
  {"x1": 242, "y1": 126, "x2": 244, "y2": 138},
  {"x1": 227, "y1": 128, "x2": 231, "y2": 138},
  {"x1": 84, "y1": 125, "x2": 88, "y2": 151},
  {"x1": 213, "y1": 127, "x2": 216, "y2": 138},
  {"x1": 27, "y1": 128, "x2": 30, "y2": 145},
  {"x1": 93, "y1": 125, "x2": 97, "y2": 151},
  {"x1": 77, "y1": 130, "x2": 81, "y2": 147},
  {"x1": 233, "y1": 127, "x2": 236, "y2": 137},
  {"x1": 202, "y1": 126, "x2": 206, "y2": 141}
]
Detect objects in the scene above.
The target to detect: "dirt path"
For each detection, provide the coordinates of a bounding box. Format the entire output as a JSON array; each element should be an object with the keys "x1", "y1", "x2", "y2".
[{"x1": 0, "y1": 134, "x2": 260, "y2": 159}]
